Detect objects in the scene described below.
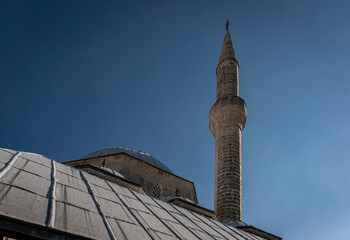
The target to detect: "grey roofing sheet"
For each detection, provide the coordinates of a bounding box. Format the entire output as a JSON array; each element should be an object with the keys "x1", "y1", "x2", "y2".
[
  {"x1": 0, "y1": 148, "x2": 266, "y2": 240},
  {"x1": 81, "y1": 147, "x2": 173, "y2": 174},
  {"x1": 92, "y1": 165, "x2": 126, "y2": 179},
  {"x1": 163, "y1": 196, "x2": 197, "y2": 205}
]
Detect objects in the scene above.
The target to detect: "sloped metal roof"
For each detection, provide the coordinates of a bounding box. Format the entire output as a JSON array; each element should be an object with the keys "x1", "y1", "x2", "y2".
[
  {"x1": 0, "y1": 148, "x2": 267, "y2": 240},
  {"x1": 92, "y1": 165, "x2": 126, "y2": 179},
  {"x1": 163, "y1": 196, "x2": 197, "y2": 205},
  {"x1": 81, "y1": 147, "x2": 173, "y2": 174}
]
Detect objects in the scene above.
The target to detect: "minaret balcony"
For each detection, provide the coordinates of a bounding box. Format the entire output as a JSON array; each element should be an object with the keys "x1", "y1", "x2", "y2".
[{"x1": 209, "y1": 96, "x2": 247, "y2": 136}]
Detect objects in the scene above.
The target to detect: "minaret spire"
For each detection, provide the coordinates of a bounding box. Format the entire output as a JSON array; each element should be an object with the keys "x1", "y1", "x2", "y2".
[
  {"x1": 209, "y1": 21, "x2": 247, "y2": 222},
  {"x1": 226, "y1": 19, "x2": 229, "y2": 31}
]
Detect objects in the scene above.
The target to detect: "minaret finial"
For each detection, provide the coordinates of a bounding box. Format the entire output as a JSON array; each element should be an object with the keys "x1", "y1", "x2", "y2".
[{"x1": 226, "y1": 19, "x2": 229, "y2": 32}]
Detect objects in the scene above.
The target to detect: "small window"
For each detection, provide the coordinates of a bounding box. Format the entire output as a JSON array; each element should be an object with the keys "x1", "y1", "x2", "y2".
[{"x1": 153, "y1": 183, "x2": 162, "y2": 199}]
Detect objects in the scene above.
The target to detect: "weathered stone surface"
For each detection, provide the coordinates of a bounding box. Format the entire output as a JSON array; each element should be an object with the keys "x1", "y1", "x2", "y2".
[
  {"x1": 65, "y1": 153, "x2": 198, "y2": 203},
  {"x1": 209, "y1": 28, "x2": 247, "y2": 222}
]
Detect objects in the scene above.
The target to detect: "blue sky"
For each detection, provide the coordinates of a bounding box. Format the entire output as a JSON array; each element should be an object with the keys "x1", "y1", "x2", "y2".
[{"x1": 1, "y1": 1, "x2": 350, "y2": 239}]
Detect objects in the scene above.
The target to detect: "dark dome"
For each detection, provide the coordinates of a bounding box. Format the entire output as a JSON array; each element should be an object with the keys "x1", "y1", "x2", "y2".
[{"x1": 81, "y1": 147, "x2": 173, "y2": 174}]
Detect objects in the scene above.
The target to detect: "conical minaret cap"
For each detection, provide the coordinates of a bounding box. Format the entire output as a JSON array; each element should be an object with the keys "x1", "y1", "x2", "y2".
[{"x1": 218, "y1": 31, "x2": 237, "y2": 65}]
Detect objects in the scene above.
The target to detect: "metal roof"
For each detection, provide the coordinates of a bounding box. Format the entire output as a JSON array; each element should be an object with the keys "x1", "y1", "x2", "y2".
[
  {"x1": 0, "y1": 148, "x2": 267, "y2": 240},
  {"x1": 81, "y1": 147, "x2": 173, "y2": 174},
  {"x1": 92, "y1": 165, "x2": 126, "y2": 179},
  {"x1": 163, "y1": 196, "x2": 197, "y2": 205}
]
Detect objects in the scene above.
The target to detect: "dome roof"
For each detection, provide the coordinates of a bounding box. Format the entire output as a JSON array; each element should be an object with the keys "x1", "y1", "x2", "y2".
[{"x1": 81, "y1": 147, "x2": 173, "y2": 174}]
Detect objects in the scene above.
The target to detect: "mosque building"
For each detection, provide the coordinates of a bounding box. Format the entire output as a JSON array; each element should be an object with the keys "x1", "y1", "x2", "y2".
[{"x1": 0, "y1": 22, "x2": 282, "y2": 240}]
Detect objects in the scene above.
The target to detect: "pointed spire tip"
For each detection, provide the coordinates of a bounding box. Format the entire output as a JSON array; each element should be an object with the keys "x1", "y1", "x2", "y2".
[{"x1": 226, "y1": 19, "x2": 229, "y2": 32}]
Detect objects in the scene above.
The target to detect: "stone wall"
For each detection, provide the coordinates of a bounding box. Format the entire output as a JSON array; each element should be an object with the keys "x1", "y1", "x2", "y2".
[
  {"x1": 65, "y1": 153, "x2": 197, "y2": 203},
  {"x1": 209, "y1": 29, "x2": 247, "y2": 222},
  {"x1": 209, "y1": 97, "x2": 247, "y2": 222}
]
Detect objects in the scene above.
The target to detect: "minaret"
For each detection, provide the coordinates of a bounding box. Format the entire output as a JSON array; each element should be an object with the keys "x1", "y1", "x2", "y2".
[{"x1": 209, "y1": 20, "x2": 247, "y2": 222}]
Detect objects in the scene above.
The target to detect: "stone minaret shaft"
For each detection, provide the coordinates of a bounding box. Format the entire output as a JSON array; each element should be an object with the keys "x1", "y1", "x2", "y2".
[{"x1": 209, "y1": 23, "x2": 247, "y2": 222}]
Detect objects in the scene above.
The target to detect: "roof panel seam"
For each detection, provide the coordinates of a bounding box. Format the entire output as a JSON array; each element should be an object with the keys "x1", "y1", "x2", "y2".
[
  {"x1": 169, "y1": 204, "x2": 217, "y2": 240},
  {"x1": 55, "y1": 200, "x2": 100, "y2": 214},
  {"x1": 54, "y1": 182, "x2": 90, "y2": 197},
  {"x1": 5, "y1": 162, "x2": 52, "y2": 181},
  {"x1": 4, "y1": 160, "x2": 81, "y2": 182},
  {"x1": 13, "y1": 155, "x2": 52, "y2": 170},
  {"x1": 149, "y1": 198, "x2": 202, "y2": 240},
  {"x1": 128, "y1": 189, "x2": 181, "y2": 239},
  {"x1": 0, "y1": 152, "x2": 21, "y2": 179},
  {"x1": 180, "y1": 206, "x2": 230, "y2": 240},
  {"x1": 45, "y1": 160, "x2": 56, "y2": 228},
  {"x1": 88, "y1": 181, "x2": 124, "y2": 192},
  {"x1": 227, "y1": 225, "x2": 262, "y2": 240},
  {"x1": 0, "y1": 181, "x2": 100, "y2": 214},
  {"x1": 0, "y1": 149, "x2": 17, "y2": 155},
  {"x1": 0, "y1": 182, "x2": 50, "y2": 200},
  {"x1": 105, "y1": 181, "x2": 155, "y2": 240},
  {"x1": 0, "y1": 160, "x2": 86, "y2": 191},
  {"x1": 79, "y1": 170, "x2": 117, "y2": 240},
  {"x1": 22, "y1": 151, "x2": 56, "y2": 162},
  {"x1": 206, "y1": 217, "x2": 249, "y2": 240}
]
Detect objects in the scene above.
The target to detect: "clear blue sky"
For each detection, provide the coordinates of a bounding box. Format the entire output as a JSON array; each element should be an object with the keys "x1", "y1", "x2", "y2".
[{"x1": 1, "y1": 1, "x2": 350, "y2": 239}]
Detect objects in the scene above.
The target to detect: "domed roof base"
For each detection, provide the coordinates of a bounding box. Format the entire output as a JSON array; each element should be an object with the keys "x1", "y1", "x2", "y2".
[{"x1": 81, "y1": 147, "x2": 173, "y2": 174}]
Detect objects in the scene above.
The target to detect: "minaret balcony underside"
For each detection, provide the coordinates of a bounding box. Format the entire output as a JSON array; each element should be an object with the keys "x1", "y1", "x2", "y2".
[{"x1": 209, "y1": 96, "x2": 247, "y2": 136}]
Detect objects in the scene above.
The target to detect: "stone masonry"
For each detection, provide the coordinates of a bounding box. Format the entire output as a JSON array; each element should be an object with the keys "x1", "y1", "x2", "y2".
[
  {"x1": 65, "y1": 153, "x2": 198, "y2": 203},
  {"x1": 209, "y1": 22, "x2": 247, "y2": 222}
]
